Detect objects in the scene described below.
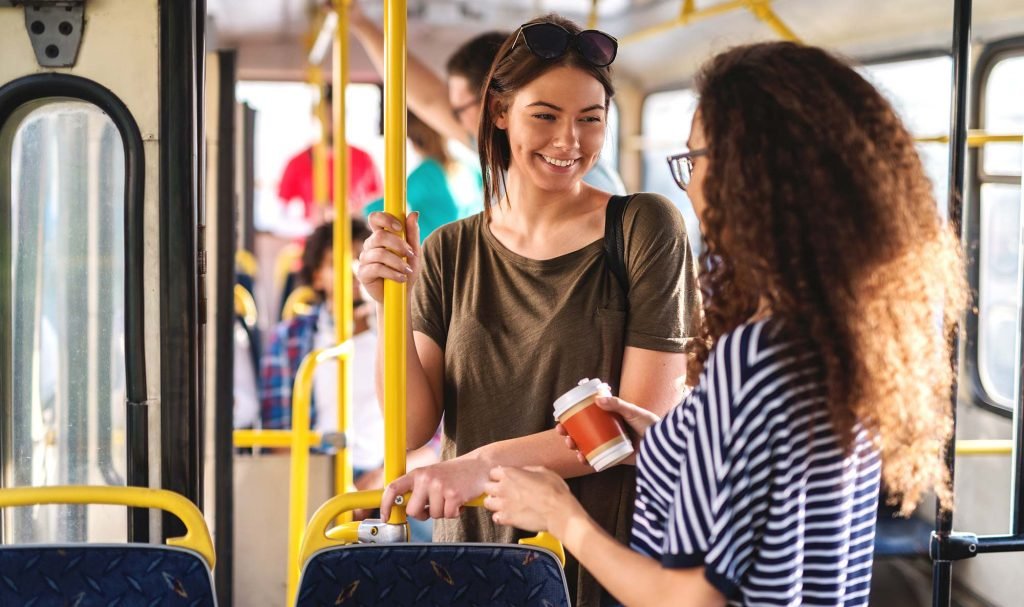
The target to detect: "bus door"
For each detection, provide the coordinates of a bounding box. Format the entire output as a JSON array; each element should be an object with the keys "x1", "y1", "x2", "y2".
[{"x1": 0, "y1": 0, "x2": 205, "y2": 555}]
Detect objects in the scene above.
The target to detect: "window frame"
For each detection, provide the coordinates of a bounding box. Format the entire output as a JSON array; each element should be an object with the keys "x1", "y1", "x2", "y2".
[{"x1": 965, "y1": 36, "x2": 1024, "y2": 417}]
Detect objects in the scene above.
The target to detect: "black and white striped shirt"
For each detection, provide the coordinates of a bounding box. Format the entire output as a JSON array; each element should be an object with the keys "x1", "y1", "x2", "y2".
[{"x1": 632, "y1": 319, "x2": 881, "y2": 606}]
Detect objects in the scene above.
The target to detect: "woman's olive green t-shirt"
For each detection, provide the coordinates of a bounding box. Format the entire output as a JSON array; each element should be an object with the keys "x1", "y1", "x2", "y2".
[{"x1": 412, "y1": 192, "x2": 701, "y2": 606}]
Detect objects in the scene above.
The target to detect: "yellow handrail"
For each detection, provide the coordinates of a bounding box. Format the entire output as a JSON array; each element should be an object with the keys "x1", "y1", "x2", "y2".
[
  {"x1": 236, "y1": 249, "x2": 258, "y2": 277},
  {"x1": 298, "y1": 490, "x2": 566, "y2": 568},
  {"x1": 285, "y1": 341, "x2": 353, "y2": 605},
  {"x1": 0, "y1": 486, "x2": 216, "y2": 569},
  {"x1": 299, "y1": 489, "x2": 383, "y2": 564},
  {"x1": 232, "y1": 429, "x2": 323, "y2": 449},
  {"x1": 333, "y1": 0, "x2": 355, "y2": 511},
  {"x1": 281, "y1": 285, "x2": 318, "y2": 321},
  {"x1": 955, "y1": 439, "x2": 1013, "y2": 456},
  {"x1": 234, "y1": 283, "x2": 258, "y2": 327},
  {"x1": 383, "y1": 0, "x2": 409, "y2": 527},
  {"x1": 916, "y1": 131, "x2": 1024, "y2": 146}
]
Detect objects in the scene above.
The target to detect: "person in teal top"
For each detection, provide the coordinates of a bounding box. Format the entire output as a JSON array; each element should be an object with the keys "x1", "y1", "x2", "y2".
[{"x1": 365, "y1": 111, "x2": 482, "y2": 242}]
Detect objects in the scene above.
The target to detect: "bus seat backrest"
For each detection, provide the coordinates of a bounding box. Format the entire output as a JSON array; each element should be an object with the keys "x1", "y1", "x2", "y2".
[
  {"x1": 0, "y1": 544, "x2": 216, "y2": 606},
  {"x1": 295, "y1": 543, "x2": 570, "y2": 607}
]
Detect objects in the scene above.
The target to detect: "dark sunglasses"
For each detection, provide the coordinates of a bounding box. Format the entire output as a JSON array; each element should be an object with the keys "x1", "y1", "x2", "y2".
[{"x1": 510, "y1": 22, "x2": 618, "y2": 68}]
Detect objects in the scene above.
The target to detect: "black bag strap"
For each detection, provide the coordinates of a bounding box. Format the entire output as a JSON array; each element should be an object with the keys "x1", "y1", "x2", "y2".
[{"x1": 604, "y1": 194, "x2": 635, "y2": 298}]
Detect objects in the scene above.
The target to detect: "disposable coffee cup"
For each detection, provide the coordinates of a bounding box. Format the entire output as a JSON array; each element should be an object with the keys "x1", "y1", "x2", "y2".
[{"x1": 553, "y1": 379, "x2": 634, "y2": 471}]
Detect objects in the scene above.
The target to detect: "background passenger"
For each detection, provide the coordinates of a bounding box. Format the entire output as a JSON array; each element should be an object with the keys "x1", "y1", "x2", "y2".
[
  {"x1": 277, "y1": 85, "x2": 382, "y2": 222},
  {"x1": 364, "y1": 111, "x2": 483, "y2": 241},
  {"x1": 349, "y1": 2, "x2": 627, "y2": 195},
  {"x1": 259, "y1": 220, "x2": 385, "y2": 479},
  {"x1": 359, "y1": 15, "x2": 702, "y2": 606},
  {"x1": 482, "y1": 41, "x2": 968, "y2": 607}
]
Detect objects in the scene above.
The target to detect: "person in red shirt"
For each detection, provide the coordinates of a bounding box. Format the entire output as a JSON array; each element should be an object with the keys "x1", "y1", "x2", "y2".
[{"x1": 278, "y1": 84, "x2": 382, "y2": 220}]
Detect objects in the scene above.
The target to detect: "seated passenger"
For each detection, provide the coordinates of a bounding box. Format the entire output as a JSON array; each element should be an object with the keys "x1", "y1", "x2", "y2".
[
  {"x1": 360, "y1": 15, "x2": 702, "y2": 605},
  {"x1": 260, "y1": 220, "x2": 384, "y2": 475},
  {"x1": 364, "y1": 111, "x2": 482, "y2": 241},
  {"x1": 481, "y1": 42, "x2": 967, "y2": 606},
  {"x1": 350, "y1": 3, "x2": 627, "y2": 195}
]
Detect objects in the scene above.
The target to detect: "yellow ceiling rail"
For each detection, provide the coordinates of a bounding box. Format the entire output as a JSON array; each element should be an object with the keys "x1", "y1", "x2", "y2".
[
  {"x1": 916, "y1": 131, "x2": 1024, "y2": 146},
  {"x1": 620, "y1": 0, "x2": 801, "y2": 46},
  {"x1": 744, "y1": 0, "x2": 800, "y2": 42}
]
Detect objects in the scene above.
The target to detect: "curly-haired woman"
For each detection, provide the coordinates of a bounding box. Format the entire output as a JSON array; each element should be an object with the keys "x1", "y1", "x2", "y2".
[{"x1": 484, "y1": 41, "x2": 967, "y2": 606}]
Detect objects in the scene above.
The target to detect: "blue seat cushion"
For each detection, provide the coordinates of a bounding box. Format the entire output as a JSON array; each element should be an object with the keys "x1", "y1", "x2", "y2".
[
  {"x1": 296, "y1": 543, "x2": 570, "y2": 607},
  {"x1": 0, "y1": 544, "x2": 215, "y2": 606}
]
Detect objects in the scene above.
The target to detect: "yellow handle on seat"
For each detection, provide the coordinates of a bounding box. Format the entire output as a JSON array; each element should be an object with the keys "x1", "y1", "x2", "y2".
[
  {"x1": 233, "y1": 283, "x2": 258, "y2": 326},
  {"x1": 0, "y1": 485, "x2": 215, "y2": 569},
  {"x1": 299, "y1": 490, "x2": 566, "y2": 567}
]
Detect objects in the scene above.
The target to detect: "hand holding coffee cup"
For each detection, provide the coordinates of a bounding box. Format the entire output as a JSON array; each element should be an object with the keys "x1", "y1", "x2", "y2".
[{"x1": 553, "y1": 379, "x2": 635, "y2": 471}]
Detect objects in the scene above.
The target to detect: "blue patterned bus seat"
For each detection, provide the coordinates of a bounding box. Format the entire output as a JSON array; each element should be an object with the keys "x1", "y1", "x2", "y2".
[
  {"x1": 0, "y1": 544, "x2": 216, "y2": 606},
  {"x1": 296, "y1": 543, "x2": 570, "y2": 607}
]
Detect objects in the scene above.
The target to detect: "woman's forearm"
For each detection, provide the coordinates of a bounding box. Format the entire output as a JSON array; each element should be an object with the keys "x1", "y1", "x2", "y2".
[{"x1": 472, "y1": 429, "x2": 598, "y2": 478}]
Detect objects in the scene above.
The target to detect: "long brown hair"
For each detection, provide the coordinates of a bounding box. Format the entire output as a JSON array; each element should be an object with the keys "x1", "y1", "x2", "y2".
[
  {"x1": 692, "y1": 42, "x2": 967, "y2": 514},
  {"x1": 478, "y1": 14, "x2": 615, "y2": 214}
]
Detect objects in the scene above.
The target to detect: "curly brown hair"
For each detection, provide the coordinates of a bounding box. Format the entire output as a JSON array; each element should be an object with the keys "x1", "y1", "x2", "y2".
[{"x1": 692, "y1": 42, "x2": 967, "y2": 514}]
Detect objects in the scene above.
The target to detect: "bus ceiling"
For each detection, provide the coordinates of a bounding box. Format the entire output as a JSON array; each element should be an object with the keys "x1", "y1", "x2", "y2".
[{"x1": 204, "y1": 0, "x2": 1024, "y2": 88}]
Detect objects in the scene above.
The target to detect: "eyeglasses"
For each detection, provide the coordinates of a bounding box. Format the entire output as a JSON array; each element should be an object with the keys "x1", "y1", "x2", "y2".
[
  {"x1": 666, "y1": 148, "x2": 708, "y2": 191},
  {"x1": 451, "y1": 96, "x2": 481, "y2": 120},
  {"x1": 510, "y1": 22, "x2": 618, "y2": 68}
]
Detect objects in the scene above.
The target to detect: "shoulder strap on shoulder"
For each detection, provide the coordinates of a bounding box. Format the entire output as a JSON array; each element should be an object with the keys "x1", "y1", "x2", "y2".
[{"x1": 604, "y1": 194, "x2": 635, "y2": 297}]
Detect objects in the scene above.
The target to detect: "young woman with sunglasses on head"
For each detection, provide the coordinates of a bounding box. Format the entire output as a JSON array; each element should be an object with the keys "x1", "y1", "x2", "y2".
[
  {"x1": 483, "y1": 41, "x2": 967, "y2": 606},
  {"x1": 358, "y1": 13, "x2": 702, "y2": 605}
]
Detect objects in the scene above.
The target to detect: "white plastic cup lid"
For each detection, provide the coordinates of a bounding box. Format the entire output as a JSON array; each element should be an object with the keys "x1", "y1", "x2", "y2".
[{"x1": 553, "y1": 378, "x2": 604, "y2": 420}]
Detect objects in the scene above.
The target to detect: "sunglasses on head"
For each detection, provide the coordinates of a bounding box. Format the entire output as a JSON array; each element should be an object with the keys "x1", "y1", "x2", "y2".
[{"x1": 510, "y1": 22, "x2": 618, "y2": 68}]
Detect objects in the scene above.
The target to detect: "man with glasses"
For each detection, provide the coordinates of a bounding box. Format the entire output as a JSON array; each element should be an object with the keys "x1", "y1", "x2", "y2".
[{"x1": 350, "y1": 4, "x2": 626, "y2": 196}]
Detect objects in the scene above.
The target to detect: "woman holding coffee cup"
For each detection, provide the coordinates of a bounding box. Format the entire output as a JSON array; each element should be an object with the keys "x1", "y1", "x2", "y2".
[
  {"x1": 358, "y1": 13, "x2": 702, "y2": 605},
  {"x1": 483, "y1": 42, "x2": 966, "y2": 606}
]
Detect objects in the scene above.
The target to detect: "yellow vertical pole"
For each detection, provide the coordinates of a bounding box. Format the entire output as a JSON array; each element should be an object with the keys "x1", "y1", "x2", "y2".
[
  {"x1": 587, "y1": 0, "x2": 599, "y2": 29},
  {"x1": 383, "y1": 0, "x2": 408, "y2": 526},
  {"x1": 309, "y1": 67, "x2": 329, "y2": 216},
  {"x1": 332, "y1": 0, "x2": 354, "y2": 514}
]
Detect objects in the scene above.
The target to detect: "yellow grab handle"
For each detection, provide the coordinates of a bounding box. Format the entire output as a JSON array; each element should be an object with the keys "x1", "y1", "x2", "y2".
[
  {"x1": 299, "y1": 489, "x2": 384, "y2": 564},
  {"x1": 303, "y1": 490, "x2": 566, "y2": 568},
  {"x1": 0, "y1": 486, "x2": 215, "y2": 569}
]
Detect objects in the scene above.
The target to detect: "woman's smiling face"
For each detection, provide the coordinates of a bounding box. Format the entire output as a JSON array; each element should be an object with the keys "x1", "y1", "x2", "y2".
[{"x1": 494, "y1": 65, "x2": 607, "y2": 194}]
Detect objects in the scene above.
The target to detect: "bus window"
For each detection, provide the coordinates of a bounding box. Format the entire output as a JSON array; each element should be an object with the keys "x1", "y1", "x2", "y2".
[
  {"x1": 860, "y1": 55, "x2": 953, "y2": 212},
  {"x1": 976, "y1": 52, "x2": 1024, "y2": 409},
  {"x1": 3, "y1": 101, "x2": 127, "y2": 543},
  {"x1": 641, "y1": 89, "x2": 701, "y2": 258}
]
